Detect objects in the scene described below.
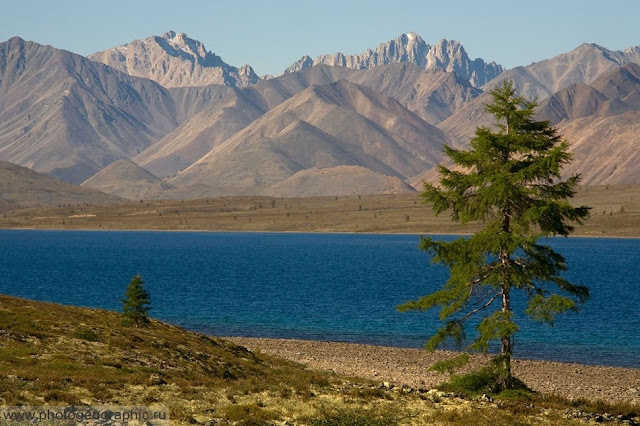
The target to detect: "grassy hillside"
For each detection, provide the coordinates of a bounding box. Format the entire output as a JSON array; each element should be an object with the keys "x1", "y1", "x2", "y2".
[
  {"x1": 0, "y1": 295, "x2": 638, "y2": 425},
  {"x1": 1, "y1": 184, "x2": 639, "y2": 237}
]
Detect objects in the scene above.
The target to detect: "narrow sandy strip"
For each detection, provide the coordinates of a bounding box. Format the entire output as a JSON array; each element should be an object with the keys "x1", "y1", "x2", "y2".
[{"x1": 227, "y1": 337, "x2": 640, "y2": 405}]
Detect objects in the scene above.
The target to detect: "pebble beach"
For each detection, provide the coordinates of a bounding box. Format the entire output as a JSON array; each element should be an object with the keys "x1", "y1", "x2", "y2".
[{"x1": 228, "y1": 337, "x2": 640, "y2": 405}]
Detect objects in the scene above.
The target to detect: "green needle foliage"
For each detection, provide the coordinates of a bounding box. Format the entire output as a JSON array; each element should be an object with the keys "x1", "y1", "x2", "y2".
[
  {"x1": 398, "y1": 81, "x2": 590, "y2": 390},
  {"x1": 121, "y1": 274, "x2": 151, "y2": 327}
]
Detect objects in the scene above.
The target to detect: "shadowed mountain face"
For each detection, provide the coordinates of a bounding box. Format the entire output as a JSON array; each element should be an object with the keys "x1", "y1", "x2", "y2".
[
  {"x1": 0, "y1": 37, "x2": 182, "y2": 183},
  {"x1": 438, "y1": 55, "x2": 640, "y2": 148},
  {"x1": 89, "y1": 31, "x2": 259, "y2": 88},
  {"x1": 169, "y1": 80, "x2": 449, "y2": 196},
  {"x1": 0, "y1": 161, "x2": 121, "y2": 211},
  {"x1": 285, "y1": 33, "x2": 503, "y2": 88}
]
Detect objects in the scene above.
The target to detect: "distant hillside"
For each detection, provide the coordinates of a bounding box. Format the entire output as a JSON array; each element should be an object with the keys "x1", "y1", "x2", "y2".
[
  {"x1": 0, "y1": 161, "x2": 121, "y2": 211},
  {"x1": 134, "y1": 88, "x2": 267, "y2": 178},
  {"x1": 134, "y1": 63, "x2": 478, "y2": 180},
  {"x1": 0, "y1": 37, "x2": 179, "y2": 183},
  {"x1": 483, "y1": 43, "x2": 640, "y2": 100},
  {"x1": 537, "y1": 63, "x2": 640, "y2": 184},
  {"x1": 4, "y1": 33, "x2": 640, "y2": 195},
  {"x1": 265, "y1": 165, "x2": 416, "y2": 197},
  {"x1": 81, "y1": 159, "x2": 175, "y2": 200},
  {"x1": 170, "y1": 80, "x2": 449, "y2": 196}
]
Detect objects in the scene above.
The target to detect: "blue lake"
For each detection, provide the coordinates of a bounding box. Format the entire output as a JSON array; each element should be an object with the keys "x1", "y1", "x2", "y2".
[{"x1": 0, "y1": 229, "x2": 638, "y2": 368}]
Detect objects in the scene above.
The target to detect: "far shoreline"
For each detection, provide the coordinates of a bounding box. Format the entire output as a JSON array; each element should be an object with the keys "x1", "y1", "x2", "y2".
[{"x1": 2, "y1": 226, "x2": 640, "y2": 240}]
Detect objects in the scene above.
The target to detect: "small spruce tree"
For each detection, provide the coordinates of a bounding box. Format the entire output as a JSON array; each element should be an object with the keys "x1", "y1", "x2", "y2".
[
  {"x1": 121, "y1": 274, "x2": 151, "y2": 327},
  {"x1": 399, "y1": 81, "x2": 590, "y2": 390}
]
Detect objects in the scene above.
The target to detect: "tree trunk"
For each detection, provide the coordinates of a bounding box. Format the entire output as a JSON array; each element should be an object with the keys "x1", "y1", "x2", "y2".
[
  {"x1": 500, "y1": 285, "x2": 513, "y2": 389},
  {"x1": 500, "y1": 203, "x2": 514, "y2": 389}
]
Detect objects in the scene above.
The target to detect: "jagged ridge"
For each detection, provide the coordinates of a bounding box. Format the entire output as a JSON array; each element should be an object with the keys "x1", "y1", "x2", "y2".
[
  {"x1": 285, "y1": 33, "x2": 503, "y2": 87},
  {"x1": 89, "y1": 31, "x2": 259, "y2": 88}
]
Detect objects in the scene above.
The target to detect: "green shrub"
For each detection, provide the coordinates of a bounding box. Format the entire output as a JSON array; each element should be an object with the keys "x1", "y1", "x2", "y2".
[
  {"x1": 439, "y1": 361, "x2": 531, "y2": 398},
  {"x1": 72, "y1": 327, "x2": 100, "y2": 342}
]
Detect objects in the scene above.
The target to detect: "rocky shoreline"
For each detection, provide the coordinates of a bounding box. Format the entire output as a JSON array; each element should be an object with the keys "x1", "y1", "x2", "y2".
[{"x1": 227, "y1": 337, "x2": 640, "y2": 405}]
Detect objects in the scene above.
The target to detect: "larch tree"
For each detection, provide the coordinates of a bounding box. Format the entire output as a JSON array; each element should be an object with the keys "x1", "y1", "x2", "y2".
[
  {"x1": 121, "y1": 274, "x2": 151, "y2": 327},
  {"x1": 398, "y1": 81, "x2": 590, "y2": 389}
]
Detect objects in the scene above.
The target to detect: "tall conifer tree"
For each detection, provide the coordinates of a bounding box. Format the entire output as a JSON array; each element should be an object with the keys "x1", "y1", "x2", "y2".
[{"x1": 399, "y1": 81, "x2": 590, "y2": 389}]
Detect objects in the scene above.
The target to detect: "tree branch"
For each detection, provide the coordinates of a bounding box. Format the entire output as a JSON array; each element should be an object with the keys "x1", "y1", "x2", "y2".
[{"x1": 458, "y1": 291, "x2": 500, "y2": 324}]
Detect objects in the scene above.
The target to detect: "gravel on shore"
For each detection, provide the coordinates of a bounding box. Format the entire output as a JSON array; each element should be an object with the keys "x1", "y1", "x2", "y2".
[{"x1": 227, "y1": 337, "x2": 640, "y2": 405}]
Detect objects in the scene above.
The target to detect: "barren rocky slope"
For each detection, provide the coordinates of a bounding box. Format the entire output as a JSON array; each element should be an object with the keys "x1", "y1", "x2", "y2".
[
  {"x1": 134, "y1": 88, "x2": 267, "y2": 178},
  {"x1": 535, "y1": 63, "x2": 640, "y2": 184}
]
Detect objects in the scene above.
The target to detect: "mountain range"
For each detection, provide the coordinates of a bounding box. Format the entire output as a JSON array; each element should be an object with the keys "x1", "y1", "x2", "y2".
[{"x1": 1, "y1": 31, "x2": 640, "y2": 200}]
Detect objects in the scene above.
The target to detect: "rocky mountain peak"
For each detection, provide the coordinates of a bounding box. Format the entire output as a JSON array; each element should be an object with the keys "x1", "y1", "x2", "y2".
[
  {"x1": 426, "y1": 39, "x2": 467, "y2": 69},
  {"x1": 284, "y1": 55, "x2": 315, "y2": 74},
  {"x1": 150, "y1": 31, "x2": 225, "y2": 68},
  {"x1": 88, "y1": 31, "x2": 260, "y2": 88},
  {"x1": 283, "y1": 33, "x2": 503, "y2": 87},
  {"x1": 237, "y1": 64, "x2": 260, "y2": 85}
]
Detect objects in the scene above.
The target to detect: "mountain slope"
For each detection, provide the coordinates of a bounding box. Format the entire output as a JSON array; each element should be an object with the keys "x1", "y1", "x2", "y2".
[
  {"x1": 89, "y1": 31, "x2": 259, "y2": 88},
  {"x1": 0, "y1": 161, "x2": 121, "y2": 211},
  {"x1": 535, "y1": 63, "x2": 640, "y2": 184},
  {"x1": 556, "y1": 111, "x2": 640, "y2": 184},
  {"x1": 135, "y1": 63, "x2": 478, "y2": 180},
  {"x1": 439, "y1": 63, "x2": 640, "y2": 186},
  {"x1": 538, "y1": 62, "x2": 640, "y2": 123},
  {"x1": 134, "y1": 88, "x2": 267, "y2": 178},
  {"x1": 0, "y1": 37, "x2": 181, "y2": 183},
  {"x1": 170, "y1": 80, "x2": 449, "y2": 196},
  {"x1": 483, "y1": 43, "x2": 640, "y2": 100},
  {"x1": 81, "y1": 159, "x2": 175, "y2": 200},
  {"x1": 285, "y1": 33, "x2": 503, "y2": 87},
  {"x1": 346, "y1": 63, "x2": 482, "y2": 124}
]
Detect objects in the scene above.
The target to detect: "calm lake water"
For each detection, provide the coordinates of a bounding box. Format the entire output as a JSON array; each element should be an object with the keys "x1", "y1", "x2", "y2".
[{"x1": 0, "y1": 229, "x2": 638, "y2": 368}]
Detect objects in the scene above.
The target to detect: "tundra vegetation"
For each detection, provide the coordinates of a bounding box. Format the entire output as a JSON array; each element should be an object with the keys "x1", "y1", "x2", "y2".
[{"x1": 1, "y1": 295, "x2": 638, "y2": 425}]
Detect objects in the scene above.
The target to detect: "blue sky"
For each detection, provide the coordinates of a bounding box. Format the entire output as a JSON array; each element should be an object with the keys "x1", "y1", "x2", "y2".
[{"x1": 2, "y1": 0, "x2": 638, "y2": 76}]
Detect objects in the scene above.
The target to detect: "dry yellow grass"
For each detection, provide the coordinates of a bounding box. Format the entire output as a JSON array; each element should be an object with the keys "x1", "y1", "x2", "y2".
[{"x1": 1, "y1": 184, "x2": 639, "y2": 237}]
